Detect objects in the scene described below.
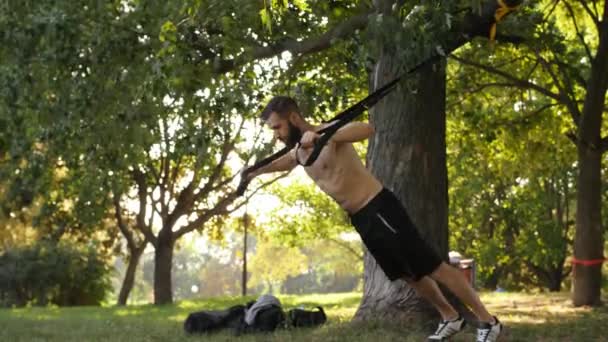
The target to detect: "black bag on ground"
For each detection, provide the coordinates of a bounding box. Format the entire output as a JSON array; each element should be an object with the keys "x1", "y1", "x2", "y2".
[
  {"x1": 235, "y1": 294, "x2": 286, "y2": 335},
  {"x1": 183, "y1": 295, "x2": 326, "y2": 335},
  {"x1": 183, "y1": 303, "x2": 247, "y2": 334},
  {"x1": 286, "y1": 306, "x2": 327, "y2": 328},
  {"x1": 235, "y1": 304, "x2": 285, "y2": 335}
]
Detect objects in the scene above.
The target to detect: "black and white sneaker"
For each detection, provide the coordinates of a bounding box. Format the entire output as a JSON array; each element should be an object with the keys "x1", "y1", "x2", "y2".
[
  {"x1": 476, "y1": 316, "x2": 503, "y2": 342},
  {"x1": 427, "y1": 315, "x2": 466, "y2": 341}
]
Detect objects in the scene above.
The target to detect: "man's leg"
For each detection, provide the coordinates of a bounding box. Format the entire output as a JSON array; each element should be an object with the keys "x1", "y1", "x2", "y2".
[
  {"x1": 407, "y1": 276, "x2": 458, "y2": 321},
  {"x1": 428, "y1": 262, "x2": 504, "y2": 341},
  {"x1": 428, "y1": 262, "x2": 493, "y2": 323},
  {"x1": 408, "y1": 276, "x2": 467, "y2": 341}
]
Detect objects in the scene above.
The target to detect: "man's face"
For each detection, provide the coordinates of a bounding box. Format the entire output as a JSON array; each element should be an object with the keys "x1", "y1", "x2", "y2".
[{"x1": 266, "y1": 112, "x2": 302, "y2": 147}]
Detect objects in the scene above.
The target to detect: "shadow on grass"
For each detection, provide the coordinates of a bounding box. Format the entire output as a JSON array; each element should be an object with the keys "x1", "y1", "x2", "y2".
[{"x1": 1, "y1": 292, "x2": 607, "y2": 342}]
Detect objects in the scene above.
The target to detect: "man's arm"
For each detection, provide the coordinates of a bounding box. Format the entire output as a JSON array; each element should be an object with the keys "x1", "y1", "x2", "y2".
[
  {"x1": 245, "y1": 150, "x2": 297, "y2": 180},
  {"x1": 330, "y1": 122, "x2": 375, "y2": 143},
  {"x1": 298, "y1": 122, "x2": 374, "y2": 148}
]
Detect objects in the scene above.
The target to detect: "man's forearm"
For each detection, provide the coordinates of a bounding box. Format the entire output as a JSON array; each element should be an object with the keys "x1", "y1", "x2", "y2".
[
  {"x1": 250, "y1": 153, "x2": 295, "y2": 178},
  {"x1": 331, "y1": 122, "x2": 375, "y2": 143}
]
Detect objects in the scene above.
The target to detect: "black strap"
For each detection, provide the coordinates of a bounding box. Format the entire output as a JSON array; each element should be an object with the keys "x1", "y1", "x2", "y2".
[
  {"x1": 237, "y1": 47, "x2": 447, "y2": 194},
  {"x1": 237, "y1": 1, "x2": 521, "y2": 194},
  {"x1": 235, "y1": 145, "x2": 293, "y2": 196},
  {"x1": 296, "y1": 51, "x2": 446, "y2": 167}
]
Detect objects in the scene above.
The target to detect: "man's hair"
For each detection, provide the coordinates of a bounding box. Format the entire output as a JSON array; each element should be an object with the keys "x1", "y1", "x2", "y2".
[{"x1": 260, "y1": 96, "x2": 301, "y2": 121}]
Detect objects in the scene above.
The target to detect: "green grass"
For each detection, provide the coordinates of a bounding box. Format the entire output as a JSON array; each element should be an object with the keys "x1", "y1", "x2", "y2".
[{"x1": 1, "y1": 292, "x2": 607, "y2": 341}]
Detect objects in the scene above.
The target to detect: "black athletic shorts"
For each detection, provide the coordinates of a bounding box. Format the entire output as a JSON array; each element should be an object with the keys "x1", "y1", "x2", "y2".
[{"x1": 349, "y1": 188, "x2": 443, "y2": 281}]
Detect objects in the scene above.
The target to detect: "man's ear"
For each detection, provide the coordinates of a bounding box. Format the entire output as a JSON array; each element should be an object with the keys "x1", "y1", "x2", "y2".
[{"x1": 288, "y1": 111, "x2": 300, "y2": 125}]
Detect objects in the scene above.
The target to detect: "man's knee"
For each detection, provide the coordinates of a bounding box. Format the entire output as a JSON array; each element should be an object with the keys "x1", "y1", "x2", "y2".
[{"x1": 429, "y1": 262, "x2": 461, "y2": 281}]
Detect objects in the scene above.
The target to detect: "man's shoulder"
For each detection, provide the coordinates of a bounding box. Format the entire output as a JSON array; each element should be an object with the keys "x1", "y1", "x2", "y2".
[{"x1": 315, "y1": 120, "x2": 339, "y2": 132}]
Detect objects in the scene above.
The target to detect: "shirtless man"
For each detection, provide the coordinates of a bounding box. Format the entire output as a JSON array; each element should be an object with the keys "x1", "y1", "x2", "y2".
[{"x1": 243, "y1": 96, "x2": 503, "y2": 342}]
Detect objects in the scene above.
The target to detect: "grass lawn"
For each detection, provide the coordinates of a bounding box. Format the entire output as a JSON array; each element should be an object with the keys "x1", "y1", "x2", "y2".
[{"x1": 1, "y1": 291, "x2": 607, "y2": 341}]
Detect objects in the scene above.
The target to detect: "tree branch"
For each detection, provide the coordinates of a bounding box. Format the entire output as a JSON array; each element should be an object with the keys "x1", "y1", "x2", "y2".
[
  {"x1": 450, "y1": 55, "x2": 564, "y2": 102},
  {"x1": 132, "y1": 169, "x2": 158, "y2": 247},
  {"x1": 575, "y1": 0, "x2": 601, "y2": 29},
  {"x1": 160, "y1": 118, "x2": 171, "y2": 218},
  {"x1": 543, "y1": 0, "x2": 561, "y2": 22},
  {"x1": 171, "y1": 116, "x2": 247, "y2": 227},
  {"x1": 169, "y1": 155, "x2": 183, "y2": 201},
  {"x1": 174, "y1": 194, "x2": 235, "y2": 240},
  {"x1": 112, "y1": 191, "x2": 136, "y2": 251},
  {"x1": 174, "y1": 172, "x2": 288, "y2": 239},
  {"x1": 145, "y1": 149, "x2": 161, "y2": 189},
  {"x1": 211, "y1": 11, "x2": 372, "y2": 74},
  {"x1": 327, "y1": 237, "x2": 363, "y2": 260},
  {"x1": 195, "y1": 129, "x2": 237, "y2": 201},
  {"x1": 563, "y1": 1, "x2": 594, "y2": 62},
  {"x1": 167, "y1": 129, "x2": 236, "y2": 228},
  {"x1": 533, "y1": 53, "x2": 583, "y2": 123},
  {"x1": 565, "y1": 130, "x2": 579, "y2": 145}
]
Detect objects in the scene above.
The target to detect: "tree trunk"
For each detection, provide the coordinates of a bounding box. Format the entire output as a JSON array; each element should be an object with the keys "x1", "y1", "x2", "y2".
[
  {"x1": 547, "y1": 262, "x2": 564, "y2": 292},
  {"x1": 572, "y1": 145, "x2": 603, "y2": 305},
  {"x1": 572, "y1": 12, "x2": 608, "y2": 307},
  {"x1": 117, "y1": 244, "x2": 146, "y2": 306},
  {"x1": 154, "y1": 232, "x2": 174, "y2": 305},
  {"x1": 355, "y1": 27, "x2": 449, "y2": 325}
]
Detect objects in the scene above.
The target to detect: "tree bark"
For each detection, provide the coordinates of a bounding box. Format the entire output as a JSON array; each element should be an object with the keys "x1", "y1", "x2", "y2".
[
  {"x1": 572, "y1": 145, "x2": 603, "y2": 305},
  {"x1": 572, "y1": 9, "x2": 608, "y2": 307},
  {"x1": 154, "y1": 231, "x2": 174, "y2": 305},
  {"x1": 117, "y1": 244, "x2": 146, "y2": 306},
  {"x1": 355, "y1": 14, "x2": 449, "y2": 324}
]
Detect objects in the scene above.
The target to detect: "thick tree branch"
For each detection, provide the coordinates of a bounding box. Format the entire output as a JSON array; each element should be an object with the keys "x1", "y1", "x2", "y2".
[
  {"x1": 448, "y1": 82, "x2": 520, "y2": 108},
  {"x1": 554, "y1": 59, "x2": 588, "y2": 89},
  {"x1": 578, "y1": 5, "x2": 608, "y2": 143},
  {"x1": 174, "y1": 173, "x2": 288, "y2": 239},
  {"x1": 575, "y1": 0, "x2": 601, "y2": 29},
  {"x1": 169, "y1": 117, "x2": 247, "y2": 228},
  {"x1": 563, "y1": 1, "x2": 594, "y2": 61},
  {"x1": 565, "y1": 130, "x2": 578, "y2": 145},
  {"x1": 543, "y1": 0, "x2": 561, "y2": 22},
  {"x1": 499, "y1": 102, "x2": 560, "y2": 127},
  {"x1": 112, "y1": 191, "x2": 136, "y2": 251},
  {"x1": 534, "y1": 52, "x2": 583, "y2": 122},
  {"x1": 450, "y1": 55, "x2": 564, "y2": 102},
  {"x1": 132, "y1": 169, "x2": 158, "y2": 246},
  {"x1": 212, "y1": 11, "x2": 372, "y2": 74},
  {"x1": 167, "y1": 131, "x2": 236, "y2": 228},
  {"x1": 196, "y1": 124, "x2": 242, "y2": 200},
  {"x1": 174, "y1": 195, "x2": 234, "y2": 240}
]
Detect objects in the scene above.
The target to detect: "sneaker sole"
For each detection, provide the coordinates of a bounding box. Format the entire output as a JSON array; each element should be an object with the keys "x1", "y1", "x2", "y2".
[{"x1": 427, "y1": 320, "x2": 467, "y2": 342}]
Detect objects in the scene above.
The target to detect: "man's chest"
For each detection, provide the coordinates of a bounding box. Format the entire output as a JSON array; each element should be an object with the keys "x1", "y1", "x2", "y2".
[{"x1": 296, "y1": 143, "x2": 336, "y2": 178}]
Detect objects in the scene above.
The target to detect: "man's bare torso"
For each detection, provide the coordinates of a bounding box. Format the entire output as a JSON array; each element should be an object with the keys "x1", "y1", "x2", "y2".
[{"x1": 294, "y1": 133, "x2": 383, "y2": 214}]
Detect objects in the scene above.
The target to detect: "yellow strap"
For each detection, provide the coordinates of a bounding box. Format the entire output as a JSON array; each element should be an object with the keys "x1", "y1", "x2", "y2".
[{"x1": 489, "y1": 0, "x2": 520, "y2": 41}]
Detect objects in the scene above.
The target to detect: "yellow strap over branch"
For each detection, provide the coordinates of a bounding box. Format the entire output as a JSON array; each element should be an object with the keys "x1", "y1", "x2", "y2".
[{"x1": 489, "y1": 0, "x2": 520, "y2": 41}]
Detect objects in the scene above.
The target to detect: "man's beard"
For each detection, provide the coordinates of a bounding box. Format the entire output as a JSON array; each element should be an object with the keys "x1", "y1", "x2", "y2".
[{"x1": 285, "y1": 122, "x2": 302, "y2": 147}]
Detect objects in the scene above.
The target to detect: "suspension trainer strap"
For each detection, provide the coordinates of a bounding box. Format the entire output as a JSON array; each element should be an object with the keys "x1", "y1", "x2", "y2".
[
  {"x1": 238, "y1": 43, "x2": 456, "y2": 192},
  {"x1": 235, "y1": 145, "x2": 293, "y2": 196},
  {"x1": 296, "y1": 50, "x2": 448, "y2": 167},
  {"x1": 236, "y1": 0, "x2": 522, "y2": 195}
]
